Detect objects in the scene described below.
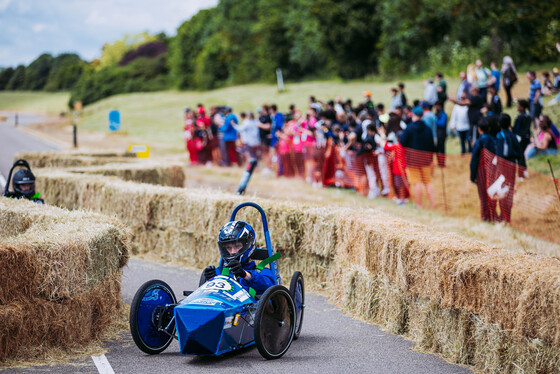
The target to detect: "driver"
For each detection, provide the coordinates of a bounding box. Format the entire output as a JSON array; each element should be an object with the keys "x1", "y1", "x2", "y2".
[
  {"x1": 5, "y1": 168, "x2": 44, "y2": 204},
  {"x1": 203, "y1": 220, "x2": 274, "y2": 295}
]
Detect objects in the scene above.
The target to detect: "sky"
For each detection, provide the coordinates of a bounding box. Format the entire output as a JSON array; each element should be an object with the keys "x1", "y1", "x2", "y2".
[{"x1": 0, "y1": 0, "x2": 218, "y2": 68}]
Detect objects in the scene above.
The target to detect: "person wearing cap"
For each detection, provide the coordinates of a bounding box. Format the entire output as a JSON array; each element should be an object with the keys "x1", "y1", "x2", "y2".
[
  {"x1": 362, "y1": 90, "x2": 374, "y2": 109},
  {"x1": 399, "y1": 106, "x2": 436, "y2": 208}
]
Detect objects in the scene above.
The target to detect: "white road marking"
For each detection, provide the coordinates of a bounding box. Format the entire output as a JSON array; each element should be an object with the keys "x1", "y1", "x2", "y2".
[
  {"x1": 0, "y1": 174, "x2": 6, "y2": 191},
  {"x1": 91, "y1": 354, "x2": 115, "y2": 374}
]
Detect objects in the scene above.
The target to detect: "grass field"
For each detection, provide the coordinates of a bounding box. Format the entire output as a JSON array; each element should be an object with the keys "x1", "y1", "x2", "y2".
[{"x1": 0, "y1": 91, "x2": 70, "y2": 114}]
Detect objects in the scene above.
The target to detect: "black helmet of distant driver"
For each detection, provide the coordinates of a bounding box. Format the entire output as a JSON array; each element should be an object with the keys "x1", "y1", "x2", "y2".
[
  {"x1": 217, "y1": 220, "x2": 256, "y2": 264},
  {"x1": 12, "y1": 169, "x2": 36, "y2": 199}
]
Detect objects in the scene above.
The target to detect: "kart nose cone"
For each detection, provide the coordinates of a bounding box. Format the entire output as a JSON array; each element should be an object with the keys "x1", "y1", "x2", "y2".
[{"x1": 174, "y1": 305, "x2": 225, "y2": 355}]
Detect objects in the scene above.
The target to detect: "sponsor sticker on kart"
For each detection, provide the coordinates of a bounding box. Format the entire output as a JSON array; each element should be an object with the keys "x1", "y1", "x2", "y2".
[
  {"x1": 203, "y1": 279, "x2": 233, "y2": 292},
  {"x1": 189, "y1": 298, "x2": 222, "y2": 306}
]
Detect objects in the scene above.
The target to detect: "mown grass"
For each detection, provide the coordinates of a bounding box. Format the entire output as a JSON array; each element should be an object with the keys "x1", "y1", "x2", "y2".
[
  {"x1": 0, "y1": 91, "x2": 70, "y2": 114},
  {"x1": 0, "y1": 75, "x2": 558, "y2": 173}
]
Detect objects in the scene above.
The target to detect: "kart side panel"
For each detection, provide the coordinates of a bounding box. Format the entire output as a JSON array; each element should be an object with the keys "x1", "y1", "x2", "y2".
[{"x1": 174, "y1": 275, "x2": 256, "y2": 356}]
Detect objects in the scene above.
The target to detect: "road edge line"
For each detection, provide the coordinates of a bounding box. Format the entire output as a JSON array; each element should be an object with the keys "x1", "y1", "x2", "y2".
[{"x1": 91, "y1": 354, "x2": 115, "y2": 374}]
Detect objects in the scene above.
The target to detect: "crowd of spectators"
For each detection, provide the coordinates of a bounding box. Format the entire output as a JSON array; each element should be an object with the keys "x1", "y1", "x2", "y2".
[{"x1": 182, "y1": 57, "x2": 560, "y2": 212}]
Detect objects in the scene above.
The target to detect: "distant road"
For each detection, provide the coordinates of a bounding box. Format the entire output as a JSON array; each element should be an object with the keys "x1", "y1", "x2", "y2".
[{"x1": 0, "y1": 112, "x2": 59, "y2": 189}]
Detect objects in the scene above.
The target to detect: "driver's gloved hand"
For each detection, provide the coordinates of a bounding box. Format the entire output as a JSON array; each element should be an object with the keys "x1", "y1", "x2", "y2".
[
  {"x1": 228, "y1": 260, "x2": 246, "y2": 279},
  {"x1": 203, "y1": 266, "x2": 216, "y2": 280}
]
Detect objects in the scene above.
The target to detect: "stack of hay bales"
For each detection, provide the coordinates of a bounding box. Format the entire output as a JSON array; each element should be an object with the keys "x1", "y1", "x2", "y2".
[
  {"x1": 0, "y1": 198, "x2": 129, "y2": 361},
  {"x1": 31, "y1": 156, "x2": 560, "y2": 373},
  {"x1": 16, "y1": 151, "x2": 185, "y2": 188},
  {"x1": 17, "y1": 151, "x2": 136, "y2": 169}
]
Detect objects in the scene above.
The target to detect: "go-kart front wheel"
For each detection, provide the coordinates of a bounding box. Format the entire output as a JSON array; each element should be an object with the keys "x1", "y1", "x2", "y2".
[
  {"x1": 254, "y1": 285, "x2": 296, "y2": 360},
  {"x1": 130, "y1": 279, "x2": 177, "y2": 354},
  {"x1": 289, "y1": 271, "x2": 305, "y2": 340}
]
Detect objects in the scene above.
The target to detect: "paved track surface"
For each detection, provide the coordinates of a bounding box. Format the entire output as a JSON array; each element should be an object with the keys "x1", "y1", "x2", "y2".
[
  {"x1": 4, "y1": 259, "x2": 470, "y2": 374},
  {"x1": 0, "y1": 112, "x2": 58, "y2": 188}
]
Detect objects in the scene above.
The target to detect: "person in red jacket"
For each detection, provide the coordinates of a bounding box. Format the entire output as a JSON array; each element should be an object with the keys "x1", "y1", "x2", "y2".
[{"x1": 383, "y1": 134, "x2": 408, "y2": 205}]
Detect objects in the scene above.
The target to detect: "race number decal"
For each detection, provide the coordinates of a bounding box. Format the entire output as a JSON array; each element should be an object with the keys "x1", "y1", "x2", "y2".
[{"x1": 203, "y1": 280, "x2": 233, "y2": 292}]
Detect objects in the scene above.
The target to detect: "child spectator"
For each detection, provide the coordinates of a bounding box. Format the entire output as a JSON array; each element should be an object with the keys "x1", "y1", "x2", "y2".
[
  {"x1": 383, "y1": 135, "x2": 408, "y2": 205},
  {"x1": 513, "y1": 99, "x2": 532, "y2": 153},
  {"x1": 487, "y1": 86, "x2": 502, "y2": 115},
  {"x1": 449, "y1": 92, "x2": 471, "y2": 154},
  {"x1": 470, "y1": 117, "x2": 497, "y2": 222},
  {"x1": 495, "y1": 113, "x2": 526, "y2": 223}
]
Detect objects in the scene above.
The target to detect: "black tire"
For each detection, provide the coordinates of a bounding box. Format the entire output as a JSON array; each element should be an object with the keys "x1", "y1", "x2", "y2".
[
  {"x1": 289, "y1": 271, "x2": 305, "y2": 340},
  {"x1": 130, "y1": 279, "x2": 177, "y2": 355},
  {"x1": 254, "y1": 285, "x2": 296, "y2": 360}
]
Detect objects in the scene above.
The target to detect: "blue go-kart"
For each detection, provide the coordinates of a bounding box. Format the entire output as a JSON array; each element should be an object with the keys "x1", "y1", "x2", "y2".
[{"x1": 129, "y1": 202, "x2": 305, "y2": 360}]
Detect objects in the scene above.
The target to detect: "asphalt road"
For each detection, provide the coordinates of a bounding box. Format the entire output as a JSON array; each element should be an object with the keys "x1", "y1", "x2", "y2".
[
  {"x1": 0, "y1": 112, "x2": 58, "y2": 189},
  {"x1": 0, "y1": 115, "x2": 471, "y2": 373},
  {"x1": 4, "y1": 259, "x2": 471, "y2": 374}
]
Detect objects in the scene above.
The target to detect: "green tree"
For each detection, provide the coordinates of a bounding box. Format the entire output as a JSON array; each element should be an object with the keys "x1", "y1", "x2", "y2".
[
  {"x1": 44, "y1": 53, "x2": 84, "y2": 91},
  {"x1": 0, "y1": 67, "x2": 15, "y2": 90},
  {"x1": 23, "y1": 53, "x2": 53, "y2": 90},
  {"x1": 6, "y1": 65, "x2": 26, "y2": 90},
  {"x1": 97, "y1": 32, "x2": 157, "y2": 70}
]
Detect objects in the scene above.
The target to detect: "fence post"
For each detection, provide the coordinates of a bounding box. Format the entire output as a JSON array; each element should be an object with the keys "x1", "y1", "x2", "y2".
[{"x1": 73, "y1": 124, "x2": 77, "y2": 148}]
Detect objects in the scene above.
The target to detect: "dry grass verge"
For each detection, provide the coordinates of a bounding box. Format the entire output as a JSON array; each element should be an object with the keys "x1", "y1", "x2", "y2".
[
  {"x1": 32, "y1": 164, "x2": 560, "y2": 373},
  {"x1": 0, "y1": 198, "x2": 129, "y2": 362}
]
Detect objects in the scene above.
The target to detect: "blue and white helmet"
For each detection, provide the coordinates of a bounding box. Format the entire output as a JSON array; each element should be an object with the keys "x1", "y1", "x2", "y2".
[{"x1": 217, "y1": 220, "x2": 256, "y2": 263}]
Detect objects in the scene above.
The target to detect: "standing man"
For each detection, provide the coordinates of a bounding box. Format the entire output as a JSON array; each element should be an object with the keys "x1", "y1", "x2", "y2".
[
  {"x1": 399, "y1": 106, "x2": 436, "y2": 208},
  {"x1": 270, "y1": 104, "x2": 285, "y2": 176},
  {"x1": 435, "y1": 72, "x2": 447, "y2": 106},
  {"x1": 475, "y1": 59, "x2": 492, "y2": 99},
  {"x1": 220, "y1": 107, "x2": 239, "y2": 166},
  {"x1": 501, "y1": 56, "x2": 518, "y2": 108},
  {"x1": 490, "y1": 62, "x2": 500, "y2": 93},
  {"x1": 434, "y1": 102, "x2": 448, "y2": 167},
  {"x1": 527, "y1": 70, "x2": 543, "y2": 121},
  {"x1": 470, "y1": 118, "x2": 497, "y2": 222},
  {"x1": 424, "y1": 78, "x2": 438, "y2": 107},
  {"x1": 456, "y1": 72, "x2": 471, "y2": 101},
  {"x1": 398, "y1": 83, "x2": 408, "y2": 108}
]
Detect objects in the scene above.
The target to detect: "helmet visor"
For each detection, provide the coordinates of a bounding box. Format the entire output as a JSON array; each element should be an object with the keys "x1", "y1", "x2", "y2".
[{"x1": 218, "y1": 239, "x2": 250, "y2": 261}]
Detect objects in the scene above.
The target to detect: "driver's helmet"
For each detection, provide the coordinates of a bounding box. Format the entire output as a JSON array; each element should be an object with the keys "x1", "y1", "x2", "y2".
[
  {"x1": 12, "y1": 169, "x2": 36, "y2": 199},
  {"x1": 217, "y1": 220, "x2": 256, "y2": 264}
]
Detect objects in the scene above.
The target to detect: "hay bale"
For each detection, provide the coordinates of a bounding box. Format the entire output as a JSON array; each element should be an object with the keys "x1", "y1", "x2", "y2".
[
  {"x1": 15, "y1": 151, "x2": 135, "y2": 169},
  {"x1": 67, "y1": 162, "x2": 185, "y2": 187},
  {"x1": 0, "y1": 198, "x2": 128, "y2": 303},
  {"x1": 0, "y1": 274, "x2": 122, "y2": 361},
  {"x1": 0, "y1": 198, "x2": 129, "y2": 361},
  {"x1": 35, "y1": 168, "x2": 560, "y2": 372}
]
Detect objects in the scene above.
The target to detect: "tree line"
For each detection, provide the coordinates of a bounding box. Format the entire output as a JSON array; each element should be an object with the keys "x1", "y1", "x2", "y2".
[{"x1": 0, "y1": 0, "x2": 558, "y2": 107}]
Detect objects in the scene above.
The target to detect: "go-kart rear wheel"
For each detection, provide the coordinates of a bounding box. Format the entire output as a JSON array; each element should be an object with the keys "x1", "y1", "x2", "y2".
[
  {"x1": 130, "y1": 279, "x2": 177, "y2": 355},
  {"x1": 254, "y1": 285, "x2": 295, "y2": 360},
  {"x1": 289, "y1": 271, "x2": 305, "y2": 340}
]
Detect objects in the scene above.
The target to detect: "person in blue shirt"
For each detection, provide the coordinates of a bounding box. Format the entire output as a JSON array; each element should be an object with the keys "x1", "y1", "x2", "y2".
[
  {"x1": 490, "y1": 62, "x2": 501, "y2": 92},
  {"x1": 470, "y1": 118, "x2": 497, "y2": 222},
  {"x1": 434, "y1": 102, "x2": 448, "y2": 167},
  {"x1": 203, "y1": 221, "x2": 274, "y2": 295},
  {"x1": 219, "y1": 107, "x2": 239, "y2": 166},
  {"x1": 527, "y1": 70, "x2": 542, "y2": 120}
]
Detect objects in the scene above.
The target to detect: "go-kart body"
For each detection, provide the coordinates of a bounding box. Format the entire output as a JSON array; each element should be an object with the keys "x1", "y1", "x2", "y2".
[
  {"x1": 175, "y1": 274, "x2": 257, "y2": 356},
  {"x1": 130, "y1": 202, "x2": 304, "y2": 360}
]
